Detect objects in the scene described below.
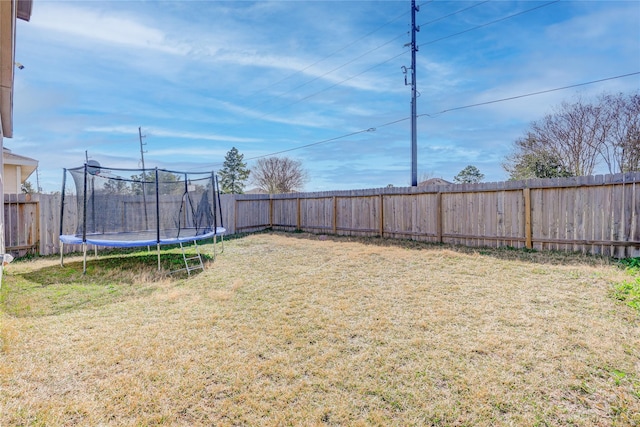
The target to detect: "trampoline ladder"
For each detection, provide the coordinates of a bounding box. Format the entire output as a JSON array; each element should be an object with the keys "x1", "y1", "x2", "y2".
[{"x1": 179, "y1": 241, "x2": 204, "y2": 276}]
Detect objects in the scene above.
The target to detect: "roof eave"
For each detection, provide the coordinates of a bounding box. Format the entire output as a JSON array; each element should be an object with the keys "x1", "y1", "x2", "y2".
[{"x1": 17, "y1": 0, "x2": 32, "y2": 22}]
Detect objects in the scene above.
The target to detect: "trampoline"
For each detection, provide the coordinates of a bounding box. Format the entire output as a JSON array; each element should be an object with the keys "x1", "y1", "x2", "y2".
[
  {"x1": 59, "y1": 163, "x2": 225, "y2": 273},
  {"x1": 59, "y1": 229, "x2": 224, "y2": 248}
]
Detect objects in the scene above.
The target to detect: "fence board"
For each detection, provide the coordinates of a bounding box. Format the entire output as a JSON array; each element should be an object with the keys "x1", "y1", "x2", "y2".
[{"x1": 5, "y1": 172, "x2": 640, "y2": 258}]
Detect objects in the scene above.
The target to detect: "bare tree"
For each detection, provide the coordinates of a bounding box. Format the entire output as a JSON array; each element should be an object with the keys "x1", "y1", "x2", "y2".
[
  {"x1": 505, "y1": 95, "x2": 613, "y2": 178},
  {"x1": 531, "y1": 97, "x2": 606, "y2": 176},
  {"x1": 504, "y1": 92, "x2": 640, "y2": 178},
  {"x1": 598, "y1": 92, "x2": 640, "y2": 173},
  {"x1": 251, "y1": 157, "x2": 308, "y2": 194}
]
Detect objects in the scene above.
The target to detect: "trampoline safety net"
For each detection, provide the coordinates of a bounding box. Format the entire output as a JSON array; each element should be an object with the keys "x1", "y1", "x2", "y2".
[{"x1": 60, "y1": 164, "x2": 224, "y2": 247}]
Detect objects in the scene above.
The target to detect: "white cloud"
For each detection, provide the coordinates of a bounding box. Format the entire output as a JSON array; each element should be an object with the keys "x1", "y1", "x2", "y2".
[
  {"x1": 86, "y1": 126, "x2": 261, "y2": 143},
  {"x1": 31, "y1": 3, "x2": 186, "y2": 54}
]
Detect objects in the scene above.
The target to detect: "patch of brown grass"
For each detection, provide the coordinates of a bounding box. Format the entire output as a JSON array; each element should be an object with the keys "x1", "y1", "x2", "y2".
[{"x1": 1, "y1": 232, "x2": 639, "y2": 426}]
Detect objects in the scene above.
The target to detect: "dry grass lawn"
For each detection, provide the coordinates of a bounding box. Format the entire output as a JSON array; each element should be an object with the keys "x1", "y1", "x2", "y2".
[{"x1": 1, "y1": 232, "x2": 639, "y2": 426}]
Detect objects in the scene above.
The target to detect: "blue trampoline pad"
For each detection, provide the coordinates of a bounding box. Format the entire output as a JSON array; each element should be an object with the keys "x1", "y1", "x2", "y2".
[{"x1": 60, "y1": 227, "x2": 226, "y2": 248}]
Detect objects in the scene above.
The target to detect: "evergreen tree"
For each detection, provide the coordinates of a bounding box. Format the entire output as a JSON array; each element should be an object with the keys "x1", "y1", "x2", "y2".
[
  {"x1": 219, "y1": 147, "x2": 250, "y2": 194},
  {"x1": 21, "y1": 180, "x2": 35, "y2": 194},
  {"x1": 503, "y1": 137, "x2": 573, "y2": 180},
  {"x1": 453, "y1": 165, "x2": 484, "y2": 184}
]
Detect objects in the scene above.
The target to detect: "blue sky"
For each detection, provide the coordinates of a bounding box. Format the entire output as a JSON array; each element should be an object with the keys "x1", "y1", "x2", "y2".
[{"x1": 11, "y1": 0, "x2": 640, "y2": 192}]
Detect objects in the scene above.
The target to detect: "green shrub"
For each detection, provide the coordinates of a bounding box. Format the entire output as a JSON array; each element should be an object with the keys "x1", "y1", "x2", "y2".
[{"x1": 613, "y1": 258, "x2": 640, "y2": 313}]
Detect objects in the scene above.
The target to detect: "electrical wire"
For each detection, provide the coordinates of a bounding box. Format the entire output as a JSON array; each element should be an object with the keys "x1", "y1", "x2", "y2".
[
  {"x1": 419, "y1": 1, "x2": 560, "y2": 48},
  {"x1": 260, "y1": 34, "x2": 409, "y2": 114},
  {"x1": 259, "y1": 49, "x2": 410, "y2": 120},
  {"x1": 241, "y1": 8, "x2": 410, "y2": 109},
  {"x1": 243, "y1": 128, "x2": 378, "y2": 161},
  {"x1": 424, "y1": 72, "x2": 640, "y2": 117},
  {"x1": 274, "y1": 1, "x2": 495, "y2": 107},
  {"x1": 418, "y1": 1, "x2": 490, "y2": 28},
  {"x1": 247, "y1": 0, "x2": 560, "y2": 125},
  {"x1": 197, "y1": 71, "x2": 640, "y2": 168}
]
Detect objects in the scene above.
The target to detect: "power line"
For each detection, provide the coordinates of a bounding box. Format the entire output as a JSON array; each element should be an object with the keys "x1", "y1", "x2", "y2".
[
  {"x1": 284, "y1": 0, "x2": 493, "y2": 101},
  {"x1": 262, "y1": 34, "x2": 408, "y2": 113},
  {"x1": 419, "y1": 0, "x2": 560, "y2": 48},
  {"x1": 243, "y1": 128, "x2": 378, "y2": 162},
  {"x1": 200, "y1": 71, "x2": 639, "y2": 168},
  {"x1": 418, "y1": 0, "x2": 490, "y2": 27},
  {"x1": 424, "y1": 72, "x2": 640, "y2": 117},
  {"x1": 259, "y1": 49, "x2": 410, "y2": 120},
  {"x1": 249, "y1": 0, "x2": 560, "y2": 125},
  {"x1": 241, "y1": 9, "x2": 410, "y2": 110}
]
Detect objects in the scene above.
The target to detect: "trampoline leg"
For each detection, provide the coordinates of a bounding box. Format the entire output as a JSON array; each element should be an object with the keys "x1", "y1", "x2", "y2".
[
  {"x1": 213, "y1": 234, "x2": 217, "y2": 261},
  {"x1": 157, "y1": 243, "x2": 161, "y2": 271},
  {"x1": 60, "y1": 242, "x2": 64, "y2": 267},
  {"x1": 82, "y1": 243, "x2": 87, "y2": 274}
]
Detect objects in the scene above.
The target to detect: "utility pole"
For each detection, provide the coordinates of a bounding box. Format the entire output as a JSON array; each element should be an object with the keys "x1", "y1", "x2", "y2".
[
  {"x1": 36, "y1": 167, "x2": 41, "y2": 193},
  {"x1": 138, "y1": 127, "x2": 147, "y2": 172},
  {"x1": 139, "y1": 127, "x2": 149, "y2": 229},
  {"x1": 410, "y1": 0, "x2": 419, "y2": 186}
]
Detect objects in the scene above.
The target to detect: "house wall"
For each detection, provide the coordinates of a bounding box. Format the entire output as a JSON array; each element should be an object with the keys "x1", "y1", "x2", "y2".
[
  {"x1": 3, "y1": 164, "x2": 20, "y2": 194},
  {"x1": 0, "y1": 125, "x2": 5, "y2": 255},
  {"x1": 0, "y1": 0, "x2": 16, "y2": 139},
  {"x1": 0, "y1": 0, "x2": 16, "y2": 256}
]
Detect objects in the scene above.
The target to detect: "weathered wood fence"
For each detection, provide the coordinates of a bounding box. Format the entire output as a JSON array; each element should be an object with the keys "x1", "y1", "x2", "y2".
[
  {"x1": 4, "y1": 172, "x2": 640, "y2": 258},
  {"x1": 3, "y1": 193, "x2": 39, "y2": 256},
  {"x1": 232, "y1": 173, "x2": 640, "y2": 258},
  {"x1": 3, "y1": 193, "x2": 236, "y2": 256},
  {"x1": 3, "y1": 193, "x2": 70, "y2": 256}
]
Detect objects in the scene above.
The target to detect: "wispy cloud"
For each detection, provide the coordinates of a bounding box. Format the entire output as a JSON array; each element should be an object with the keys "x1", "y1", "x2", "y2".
[
  {"x1": 31, "y1": 4, "x2": 187, "y2": 55},
  {"x1": 86, "y1": 126, "x2": 261, "y2": 144}
]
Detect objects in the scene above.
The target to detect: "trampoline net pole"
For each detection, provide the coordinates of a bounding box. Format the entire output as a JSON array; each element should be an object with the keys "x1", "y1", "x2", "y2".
[
  {"x1": 82, "y1": 243, "x2": 87, "y2": 274},
  {"x1": 60, "y1": 168, "x2": 67, "y2": 267},
  {"x1": 155, "y1": 168, "x2": 160, "y2": 245},
  {"x1": 59, "y1": 169, "x2": 67, "y2": 248},
  {"x1": 82, "y1": 164, "x2": 88, "y2": 244}
]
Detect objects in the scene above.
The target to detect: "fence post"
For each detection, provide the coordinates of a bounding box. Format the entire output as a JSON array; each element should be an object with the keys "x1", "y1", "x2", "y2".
[
  {"x1": 296, "y1": 197, "x2": 301, "y2": 230},
  {"x1": 234, "y1": 198, "x2": 238, "y2": 234},
  {"x1": 35, "y1": 200, "x2": 40, "y2": 251},
  {"x1": 333, "y1": 196, "x2": 337, "y2": 234},
  {"x1": 436, "y1": 192, "x2": 443, "y2": 243},
  {"x1": 379, "y1": 194, "x2": 384, "y2": 238},
  {"x1": 524, "y1": 187, "x2": 532, "y2": 249}
]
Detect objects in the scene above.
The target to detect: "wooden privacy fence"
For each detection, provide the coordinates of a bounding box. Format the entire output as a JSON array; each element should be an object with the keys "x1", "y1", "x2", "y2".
[
  {"x1": 4, "y1": 193, "x2": 236, "y2": 256},
  {"x1": 4, "y1": 193, "x2": 39, "y2": 256},
  {"x1": 3, "y1": 172, "x2": 640, "y2": 258},
  {"x1": 232, "y1": 173, "x2": 640, "y2": 258},
  {"x1": 3, "y1": 193, "x2": 74, "y2": 256}
]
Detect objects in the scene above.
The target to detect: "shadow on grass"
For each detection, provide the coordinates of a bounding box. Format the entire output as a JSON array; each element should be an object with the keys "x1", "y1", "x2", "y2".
[
  {"x1": 2, "y1": 251, "x2": 212, "y2": 318},
  {"x1": 274, "y1": 230, "x2": 617, "y2": 268},
  {"x1": 32, "y1": 251, "x2": 213, "y2": 282}
]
